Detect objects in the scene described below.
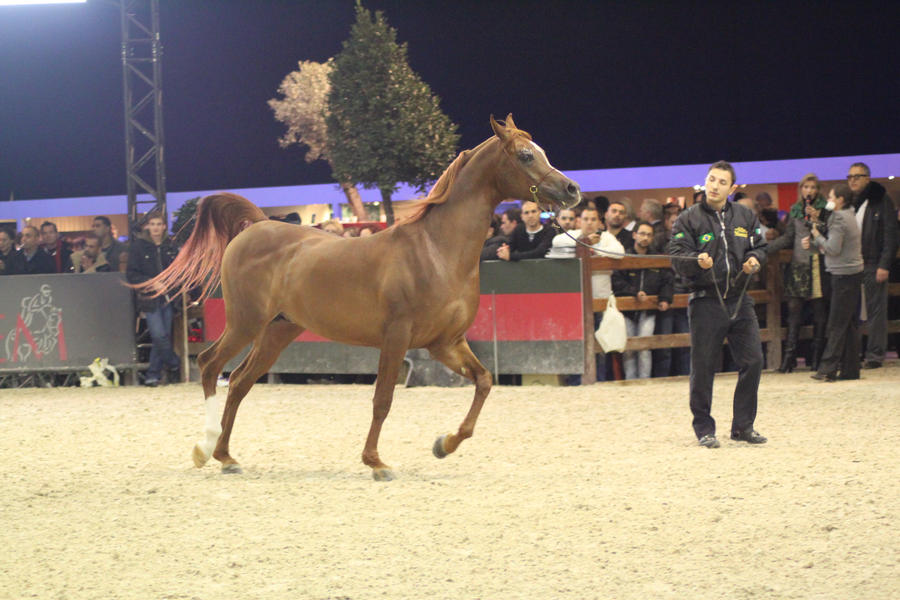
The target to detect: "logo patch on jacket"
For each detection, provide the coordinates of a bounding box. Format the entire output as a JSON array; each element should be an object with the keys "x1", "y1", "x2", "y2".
[
  {"x1": 674, "y1": 232, "x2": 685, "y2": 239},
  {"x1": 734, "y1": 226, "x2": 748, "y2": 237},
  {"x1": 699, "y1": 232, "x2": 715, "y2": 244}
]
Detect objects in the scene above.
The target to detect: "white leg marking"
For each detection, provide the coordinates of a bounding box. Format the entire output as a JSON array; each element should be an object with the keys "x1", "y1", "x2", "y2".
[{"x1": 198, "y1": 394, "x2": 222, "y2": 458}]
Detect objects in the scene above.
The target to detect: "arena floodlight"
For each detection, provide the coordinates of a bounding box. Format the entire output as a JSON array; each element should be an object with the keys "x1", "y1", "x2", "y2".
[{"x1": 0, "y1": 1, "x2": 86, "y2": 5}]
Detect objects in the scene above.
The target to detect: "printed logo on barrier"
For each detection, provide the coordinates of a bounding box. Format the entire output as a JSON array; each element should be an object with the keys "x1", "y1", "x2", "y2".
[
  {"x1": 1, "y1": 284, "x2": 67, "y2": 364},
  {"x1": 699, "y1": 232, "x2": 715, "y2": 244}
]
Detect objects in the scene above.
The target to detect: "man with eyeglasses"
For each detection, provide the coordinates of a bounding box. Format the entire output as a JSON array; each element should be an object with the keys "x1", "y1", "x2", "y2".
[{"x1": 847, "y1": 162, "x2": 898, "y2": 369}]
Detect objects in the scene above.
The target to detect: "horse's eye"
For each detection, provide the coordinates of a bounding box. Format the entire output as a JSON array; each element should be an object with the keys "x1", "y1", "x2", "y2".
[{"x1": 518, "y1": 148, "x2": 534, "y2": 163}]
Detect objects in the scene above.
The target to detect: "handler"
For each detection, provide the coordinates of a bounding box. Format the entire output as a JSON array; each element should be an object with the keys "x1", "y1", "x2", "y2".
[{"x1": 667, "y1": 161, "x2": 768, "y2": 448}]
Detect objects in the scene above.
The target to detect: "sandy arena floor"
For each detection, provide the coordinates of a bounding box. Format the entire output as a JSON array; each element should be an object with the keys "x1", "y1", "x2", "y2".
[{"x1": 0, "y1": 364, "x2": 898, "y2": 600}]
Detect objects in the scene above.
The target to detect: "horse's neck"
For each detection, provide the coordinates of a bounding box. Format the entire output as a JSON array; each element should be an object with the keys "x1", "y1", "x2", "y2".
[{"x1": 420, "y1": 175, "x2": 498, "y2": 266}]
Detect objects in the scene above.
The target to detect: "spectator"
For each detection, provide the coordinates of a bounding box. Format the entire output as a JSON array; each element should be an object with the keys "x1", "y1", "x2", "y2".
[
  {"x1": 613, "y1": 221, "x2": 673, "y2": 379},
  {"x1": 548, "y1": 205, "x2": 624, "y2": 381},
  {"x1": 18, "y1": 226, "x2": 55, "y2": 274},
  {"x1": 497, "y1": 200, "x2": 553, "y2": 261},
  {"x1": 321, "y1": 219, "x2": 344, "y2": 235},
  {"x1": 668, "y1": 160, "x2": 768, "y2": 448},
  {"x1": 40, "y1": 221, "x2": 73, "y2": 273},
  {"x1": 556, "y1": 207, "x2": 577, "y2": 231},
  {"x1": 847, "y1": 162, "x2": 898, "y2": 369},
  {"x1": 604, "y1": 200, "x2": 634, "y2": 251},
  {"x1": 654, "y1": 202, "x2": 690, "y2": 377},
  {"x1": 498, "y1": 207, "x2": 521, "y2": 239},
  {"x1": 766, "y1": 173, "x2": 829, "y2": 372},
  {"x1": 93, "y1": 216, "x2": 129, "y2": 271},
  {"x1": 638, "y1": 198, "x2": 667, "y2": 251},
  {"x1": 481, "y1": 214, "x2": 507, "y2": 261},
  {"x1": 0, "y1": 228, "x2": 23, "y2": 275},
  {"x1": 126, "y1": 213, "x2": 181, "y2": 387},
  {"x1": 807, "y1": 183, "x2": 863, "y2": 381},
  {"x1": 71, "y1": 233, "x2": 112, "y2": 273}
]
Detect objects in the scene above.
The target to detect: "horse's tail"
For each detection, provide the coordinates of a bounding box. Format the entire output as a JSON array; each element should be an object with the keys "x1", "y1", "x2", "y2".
[{"x1": 132, "y1": 192, "x2": 266, "y2": 301}]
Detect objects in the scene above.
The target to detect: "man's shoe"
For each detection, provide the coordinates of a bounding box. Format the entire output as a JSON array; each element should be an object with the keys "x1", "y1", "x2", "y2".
[
  {"x1": 811, "y1": 372, "x2": 836, "y2": 382},
  {"x1": 731, "y1": 429, "x2": 767, "y2": 444},
  {"x1": 862, "y1": 360, "x2": 882, "y2": 369},
  {"x1": 143, "y1": 378, "x2": 159, "y2": 388},
  {"x1": 698, "y1": 434, "x2": 720, "y2": 448},
  {"x1": 166, "y1": 366, "x2": 181, "y2": 384}
]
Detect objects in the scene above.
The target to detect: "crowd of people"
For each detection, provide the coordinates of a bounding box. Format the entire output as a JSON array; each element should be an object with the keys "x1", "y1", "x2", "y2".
[
  {"x1": 481, "y1": 160, "x2": 899, "y2": 393},
  {"x1": 2, "y1": 160, "x2": 897, "y2": 396}
]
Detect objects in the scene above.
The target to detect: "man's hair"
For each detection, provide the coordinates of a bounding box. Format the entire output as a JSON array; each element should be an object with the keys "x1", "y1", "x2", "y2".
[
  {"x1": 606, "y1": 200, "x2": 627, "y2": 212},
  {"x1": 558, "y1": 207, "x2": 576, "y2": 216},
  {"x1": 581, "y1": 206, "x2": 600, "y2": 218},
  {"x1": 93, "y1": 216, "x2": 112, "y2": 228},
  {"x1": 592, "y1": 195, "x2": 610, "y2": 213},
  {"x1": 22, "y1": 225, "x2": 39, "y2": 236},
  {"x1": 708, "y1": 160, "x2": 737, "y2": 185},
  {"x1": 145, "y1": 210, "x2": 165, "y2": 223},
  {"x1": 503, "y1": 207, "x2": 521, "y2": 224},
  {"x1": 83, "y1": 232, "x2": 99, "y2": 242},
  {"x1": 0, "y1": 227, "x2": 13, "y2": 240},
  {"x1": 40, "y1": 221, "x2": 58, "y2": 233},
  {"x1": 633, "y1": 219, "x2": 654, "y2": 232},
  {"x1": 640, "y1": 198, "x2": 663, "y2": 221},
  {"x1": 849, "y1": 162, "x2": 870, "y2": 177},
  {"x1": 831, "y1": 183, "x2": 852, "y2": 204}
]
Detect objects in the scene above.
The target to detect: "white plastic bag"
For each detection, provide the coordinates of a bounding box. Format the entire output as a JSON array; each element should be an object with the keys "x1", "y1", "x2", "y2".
[
  {"x1": 79, "y1": 357, "x2": 120, "y2": 387},
  {"x1": 595, "y1": 294, "x2": 627, "y2": 353}
]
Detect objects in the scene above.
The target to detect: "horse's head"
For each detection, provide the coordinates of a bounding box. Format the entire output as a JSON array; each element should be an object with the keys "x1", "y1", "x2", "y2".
[{"x1": 490, "y1": 114, "x2": 582, "y2": 212}]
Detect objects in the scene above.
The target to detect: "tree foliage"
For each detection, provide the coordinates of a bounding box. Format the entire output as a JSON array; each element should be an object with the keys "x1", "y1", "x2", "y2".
[
  {"x1": 268, "y1": 59, "x2": 333, "y2": 163},
  {"x1": 326, "y1": 2, "x2": 459, "y2": 222}
]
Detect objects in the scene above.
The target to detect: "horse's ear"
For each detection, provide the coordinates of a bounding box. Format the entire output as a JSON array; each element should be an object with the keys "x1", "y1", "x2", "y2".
[
  {"x1": 490, "y1": 114, "x2": 510, "y2": 141},
  {"x1": 504, "y1": 113, "x2": 517, "y2": 130}
]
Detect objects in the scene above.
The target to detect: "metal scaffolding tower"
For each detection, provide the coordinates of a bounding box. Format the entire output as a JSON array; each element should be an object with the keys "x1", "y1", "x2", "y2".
[{"x1": 120, "y1": 0, "x2": 166, "y2": 239}]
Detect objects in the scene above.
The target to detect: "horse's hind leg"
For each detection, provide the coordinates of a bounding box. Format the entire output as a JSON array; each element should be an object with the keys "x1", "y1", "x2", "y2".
[
  {"x1": 212, "y1": 319, "x2": 303, "y2": 473},
  {"x1": 192, "y1": 327, "x2": 256, "y2": 468},
  {"x1": 429, "y1": 338, "x2": 492, "y2": 459}
]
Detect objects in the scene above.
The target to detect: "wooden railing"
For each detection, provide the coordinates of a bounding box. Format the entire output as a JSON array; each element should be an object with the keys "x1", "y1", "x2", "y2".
[{"x1": 578, "y1": 246, "x2": 900, "y2": 384}]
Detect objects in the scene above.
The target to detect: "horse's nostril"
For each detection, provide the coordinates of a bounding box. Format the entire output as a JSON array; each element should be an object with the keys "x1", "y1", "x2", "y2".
[{"x1": 567, "y1": 183, "x2": 579, "y2": 196}]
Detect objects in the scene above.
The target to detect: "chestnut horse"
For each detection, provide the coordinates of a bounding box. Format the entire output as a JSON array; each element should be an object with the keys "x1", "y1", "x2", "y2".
[{"x1": 139, "y1": 115, "x2": 581, "y2": 480}]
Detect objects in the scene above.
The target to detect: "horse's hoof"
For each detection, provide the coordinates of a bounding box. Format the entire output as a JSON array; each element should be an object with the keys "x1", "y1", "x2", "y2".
[
  {"x1": 372, "y1": 468, "x2": 395, "y2": 482},
  {"x1": 192, "y1": 444, "x2": 209, "y2": 468},
  {"x1": 221, "y1": 463, "x2": 243, "y2": 475},
  {"x1": 432, "y1": 435, "x2": 449, "y2": 459}
]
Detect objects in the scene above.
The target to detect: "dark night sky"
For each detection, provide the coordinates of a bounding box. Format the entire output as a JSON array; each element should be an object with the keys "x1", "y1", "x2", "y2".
[{"x1": 1, "y1": 0, "x2": 898, "y2": 201}]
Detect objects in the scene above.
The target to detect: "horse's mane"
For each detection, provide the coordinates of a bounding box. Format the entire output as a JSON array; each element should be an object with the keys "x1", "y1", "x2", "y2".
[{"x1": 392, "y1": 124, "x2": 532, "y2": 228}]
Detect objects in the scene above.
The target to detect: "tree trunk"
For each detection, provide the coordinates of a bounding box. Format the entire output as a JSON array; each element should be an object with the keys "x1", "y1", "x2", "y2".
[
  {"x1": 380, "y1": 188, "x2": 395, "y2": 225},
  {"x1": 339, "y1": 180, "x2": 367, "y2": 222}
]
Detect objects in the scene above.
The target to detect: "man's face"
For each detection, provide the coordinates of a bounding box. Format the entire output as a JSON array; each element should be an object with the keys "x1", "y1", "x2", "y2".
[
  {"x1": 580, "y1": 209, "x2": 601, "y2": 235},
  {"x1": 800, "y1": 180, "x2": 818, "y2": 201},
  {"x1": 41, "y1": 226, "x2": 58, "y2": 247},
  {"x1": 499, "y1": 214, "x2": 518, "y2": 236},
  {"x1": 605, "y1": 203, "x2": 626, "y2": 228},
  {"x1": 634, "y1": 224, "x2": 654, "y2": 250},
  {"x1": 147, "y1": 218, "x2": 166, "y2": 239},
  {"x1": 84, "y1": 238, "x2": 101, "y2": 259},
  {"x1": 705, "y1": 168, "x2": 736, "y2": 205},
  {"x1": 557, "y1": 209, "x2": 576, "y2": 231},
  {"x1": 521, "y1": 202, "x2": 541, "y2": 229},
  {"x1": 21, "y1": 228, "x2": 39, "y2": 251},
  {"x1": 93, "y1": 219, "x2": 110, "y2": 240},
  {"x1": 847, "y1": 166, "x2": 869, "y2": 195},
  {"x1": 0, "y1": 231, "x2": 12, "y2": 253}
]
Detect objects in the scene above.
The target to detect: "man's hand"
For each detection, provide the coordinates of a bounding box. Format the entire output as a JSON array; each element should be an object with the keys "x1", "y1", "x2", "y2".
[
  {"x1": 658, "y1": 300, "x2": 670, "y2": 312},
  {"x1": 804, "y1": 205, "x2": 819, "y2": 219},
  {"x1": 697, "y1": 252, "x2": 713, "y2": 269},
  {"x1": 876, "y1": 267, "x2": 889, "y2": 283},
  {"x1": 496, "y1": 244, "x2": 511, "y2": 261},
  {"x1": 636, "y1": 290, "x2": 648, "y2": 303},
  {"x1": 80, "y1": 254, "x2": 94, "y2": 270},
  {"x1": 582, "y1": 232, "x2": 600, "y2": 245},
  {"x1": 801, "y1": 235, "x2": 811, "y2": 250},
  {"x1": 742, "y1": 256, "x2": 760, "y2": 274},
  {"x1": 810, "y1": 223, "x2": 820, "y2": 238}
]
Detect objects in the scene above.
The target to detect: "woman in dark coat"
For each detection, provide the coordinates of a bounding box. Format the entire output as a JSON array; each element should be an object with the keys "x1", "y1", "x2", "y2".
[{"x1": 767, "y1": 173, "x2": 830, "y2": 371}]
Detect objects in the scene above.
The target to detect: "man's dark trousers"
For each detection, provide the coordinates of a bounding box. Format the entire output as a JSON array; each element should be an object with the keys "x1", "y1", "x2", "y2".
[
  {"x1": 861, "y1": 264, "x2": 888, "y2": 363},
  {"x1": 688, "y1": 295, "x2": 763, "y2": 439}
]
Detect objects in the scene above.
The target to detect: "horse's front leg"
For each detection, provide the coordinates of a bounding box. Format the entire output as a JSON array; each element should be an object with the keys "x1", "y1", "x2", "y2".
[
  {"x1": 430, "y1": 339, "x2": 492, "y2": 459},
  {"x1": 363, "y1": 324, "x2": 412, "y2": 481}
]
